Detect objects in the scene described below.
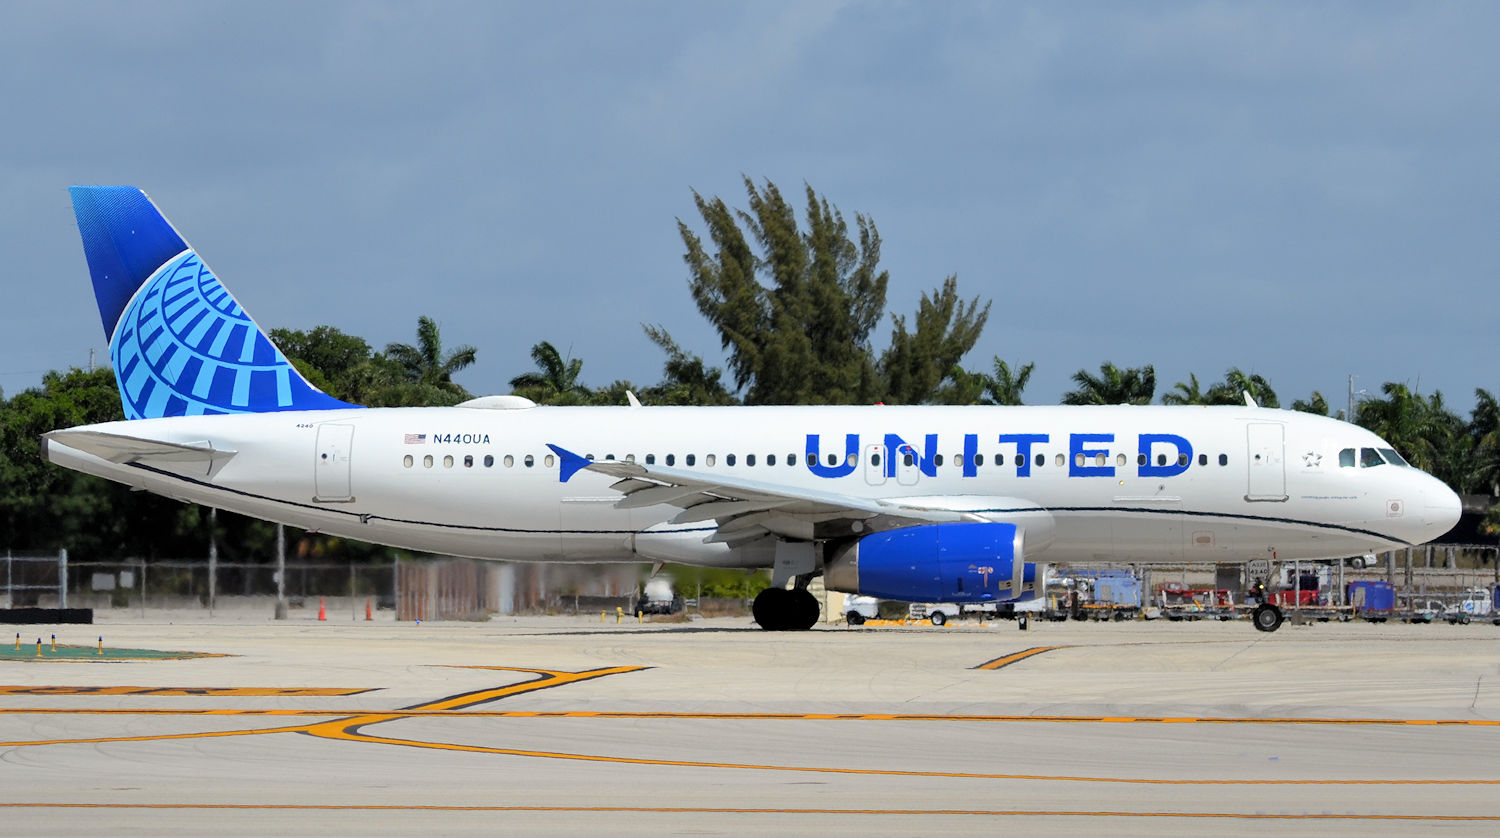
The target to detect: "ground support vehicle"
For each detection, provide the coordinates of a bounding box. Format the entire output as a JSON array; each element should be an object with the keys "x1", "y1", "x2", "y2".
[{"x1": 908, "y1": 602, "x2": 1001, "y2": 626}]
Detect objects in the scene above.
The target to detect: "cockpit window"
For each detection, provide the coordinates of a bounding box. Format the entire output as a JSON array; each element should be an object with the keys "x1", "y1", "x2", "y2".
[
  {"x1": 1359, "y1": 447, "x2": 1385, "y2": 468},
  {"x1": 1339, "y1": 448, "x2": 1355, "y2": 468},
  {"x1": 1378, "y1": 448, "x2": 1410, "y2": 467}
]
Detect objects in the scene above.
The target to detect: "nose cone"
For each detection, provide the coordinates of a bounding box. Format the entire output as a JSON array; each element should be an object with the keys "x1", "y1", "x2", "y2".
[{"x1": 1422, "y1": 478, "x2": 1462, "y2": 541}]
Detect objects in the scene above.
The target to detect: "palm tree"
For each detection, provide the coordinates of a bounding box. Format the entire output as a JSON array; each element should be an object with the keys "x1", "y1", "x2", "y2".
[
  {"x1": 1161, "y1": 373, "x2": 1206, "y2": 405},
  {"x1": 1205, "y1": 367, "x2": 1279, "y2": 407},
  {"x1": 384, "y1": 316, "x2": 477, "y2": 396},
  {"x1": 1061, "y1": 362, "x2": 1155, "y2": 405},
  {"x1": 509, "y1": 341, "x2": 591, "y2": 404},
  {"x1": 1354, "y1": 382, "x2": 1458, "y2": 477},
  {"x1": 1291, "y1": 391, "x2": 1335, "y2": 417},
  {"x1": 1469, "y1": 389, "x2": 1500, "y2": 496},
  {"x1": 984, "y1": 359, "x2": 1034, "y2": 406}
]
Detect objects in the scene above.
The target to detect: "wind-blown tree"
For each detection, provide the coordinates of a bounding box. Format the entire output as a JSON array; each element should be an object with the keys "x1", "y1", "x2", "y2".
[
  {"x1": 1205, "y1": 367, "x2": 1279, "y2": 408},
  {"x1": 640, "y1": 326, "x2": 737, "y2": 406},
  {"x1": 878, "y1": 277, "x2": 990, "y2": 404},
  {"x1": 384, "y1": 316, "x2": 477, "y2": 404},
  {"x1": 1161, "y1": 373, "x2": 1207, "y2": 406},
  {"x1": 1062, "y1": 363, "x2": 1156, "y2": 405},
  {"x1": 667, "y1": 177, "x2": 987, "y2": 405},
  {"x1": 509, "y1": 341, "x2": 591, "y2": 405}
]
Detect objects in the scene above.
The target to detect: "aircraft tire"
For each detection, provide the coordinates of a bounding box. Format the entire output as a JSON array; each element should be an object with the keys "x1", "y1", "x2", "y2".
[
  {"x1": 1252, "y1": 603, "x2": 1284, "y2": 633},
  {"x1": 753, "y1": 588, "x2": 790, "y2": 631},
  {"x1": 790, "y1": 589, "x2": 820, "y2": 631}
]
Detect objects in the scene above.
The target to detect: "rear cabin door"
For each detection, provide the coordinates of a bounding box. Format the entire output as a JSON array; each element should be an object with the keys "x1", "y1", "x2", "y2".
[
  {"x1": 314, "y1": 424, "x2": 355, "y2": 502},
  {"x1": 1245, "y1": 423, "x2": 1287, "y2": 502}
]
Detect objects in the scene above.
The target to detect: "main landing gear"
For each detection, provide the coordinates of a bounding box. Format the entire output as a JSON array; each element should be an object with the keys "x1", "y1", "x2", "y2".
[{"x1": 753, "y1": 585, "x2": 820, "y2": 631}]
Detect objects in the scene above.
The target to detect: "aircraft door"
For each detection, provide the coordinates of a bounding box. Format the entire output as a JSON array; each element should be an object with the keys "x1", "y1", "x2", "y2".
[
  {"x1": 314, "y1": 424, "x2": 355, "y2": 502},
  {"x1": 895, "y1": 442, "x2": 921, "y2": 487},
  {"x1": 864, "y1": 444, "x2": 887, "y2": 486},
  {"x1": 1245, "y1": 423, "x2": 1287, "y2": 502}
]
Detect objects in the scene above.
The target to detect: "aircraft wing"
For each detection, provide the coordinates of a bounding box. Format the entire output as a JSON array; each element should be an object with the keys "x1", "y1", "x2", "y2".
[
  {"x1": 43, "y1": 429, "x2": 237, "y2": 466},
  {"x1": 550, "y1": 445, "x2": 969, "y2": 547}
]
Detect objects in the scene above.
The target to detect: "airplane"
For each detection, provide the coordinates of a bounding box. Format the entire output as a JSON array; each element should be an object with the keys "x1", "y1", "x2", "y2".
[{"x1": 42, "y1": 186, "x2": 1462, "y2": 633}]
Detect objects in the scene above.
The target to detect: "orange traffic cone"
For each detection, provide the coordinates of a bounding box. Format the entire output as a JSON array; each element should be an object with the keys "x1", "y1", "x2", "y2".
[
  {"x1": 317, "y1": 597, "x2": 327, "y2": 621},
  {"x1": 365, "y1": 598, "x2": 373, "y2": 621}
]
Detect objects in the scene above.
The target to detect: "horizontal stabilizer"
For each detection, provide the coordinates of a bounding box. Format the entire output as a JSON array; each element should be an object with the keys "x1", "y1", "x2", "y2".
[{"x1": 44, "y1": 429, "x2": 237, "y2": 466}]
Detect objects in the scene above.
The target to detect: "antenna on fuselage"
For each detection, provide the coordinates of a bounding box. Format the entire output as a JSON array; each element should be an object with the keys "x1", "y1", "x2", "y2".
[{"x1": 1243, "y1": 391, "x2": 1259, "y2": 408}]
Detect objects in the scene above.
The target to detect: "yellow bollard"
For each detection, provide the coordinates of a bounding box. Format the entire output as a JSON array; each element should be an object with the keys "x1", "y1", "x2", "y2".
[
  {"x1": 636, "y1": 610, "x2": 642, "y2": 623},
  {"x1": 13, "y1": 633, "x2": 18, "y2": 651},
  {"x1": 600, "y1": 611, "x2": 606, "y2": 623},
  {"x1": 615, "y1": 606, "x2": 623, "y2": 624},
  {"x1": 36, "y1": 638, "x2": 42, "y2": 658},
  {"x1": 50, "y1": 634, "x2": 56, "y2": 652},
  {"x1": 98, "y1": 636, "x2": 104, "y2": 655}
]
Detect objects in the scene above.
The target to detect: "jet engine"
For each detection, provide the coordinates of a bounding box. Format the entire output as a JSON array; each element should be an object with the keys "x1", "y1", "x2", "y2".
[{"x1": 823, "y1": 522, "x2": 1041, "y2": 603}]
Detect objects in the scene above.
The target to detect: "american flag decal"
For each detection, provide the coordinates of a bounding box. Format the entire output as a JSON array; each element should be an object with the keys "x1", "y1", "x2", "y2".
[{"x1": 404, "y1": 433, "x2": 426, "y2": 444}]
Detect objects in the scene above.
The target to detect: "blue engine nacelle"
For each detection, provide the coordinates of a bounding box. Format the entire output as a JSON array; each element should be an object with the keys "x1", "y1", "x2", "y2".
[{"x1": 823, "y1": 522, "x2": 1041, "y2": 603}]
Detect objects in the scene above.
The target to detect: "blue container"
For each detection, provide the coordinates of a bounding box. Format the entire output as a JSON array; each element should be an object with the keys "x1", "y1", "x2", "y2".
[{"x1": 1348, "y1": 580, "x2": 1395, "y2": 612}]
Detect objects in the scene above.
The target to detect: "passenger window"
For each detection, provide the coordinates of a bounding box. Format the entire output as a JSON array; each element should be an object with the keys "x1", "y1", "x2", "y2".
[
  {"x1": 1198, "y1": 454, "x2": 1207, "y2": 466},
  {"x1": 903, "y1": 453, "x2": 915, "y2": 467},
  {"x1": 1016, "y1": 454, "x2": 1025, "y2": 467},
  {"x1": 1360, "y1": 447, "x2": 1384, "y2": 468},
  {"x1": 1138, "y1": 453, "x2": 1147, "y2": 466},
  {"x1": 545, "y1": 454, "x2": 555, "y2": 468},
  {"x1": 1075, "y1": 453, "x2": 1086, "y2": 467},
  {"x1": 524, "y1": 454, "x2": 534, "y2": 468},
  {"x1": 686, "y1": 454, "x2": 696, "y2": 466},
  {"x1": 846, "y1": 453, "x2": 857, "y2": 466},
  {"x1": 727, "y1": 454, "x2": 737, "y2": 466},
  {"x1": 787, "y1": 453, "x2": 797, "y2": 465},
  {"x1": 974, "y1": 454, "x2": 985, "y2": 467},
  {"x1": 1054, "y1": 453, "x2": 1064, "y2": 467},
  {"x1": 442, "y1": 456, "x2": 454, "y2": 469},
  {"x1": 1157, "y1": 454, "x2": 1167, "y2": 466},
  {"x1": 645, "y1": 454, "x2": 656, "y2": 465},
  {"x1": 1116, "y1": 453, "x2": 1127, "y2": 467},
  {"x1": 484, "y1": 455, "x2": 494, "y2": 468},
  {"x1": 705, "y1": 454, "x2": 716, "y2": 467},
  {"x1": 1339, "y1": 448, "x2": 1355, "y2": 468},
  {"x1": 464, "y1": 455, "x2": 473, "y2": 468},
  {"x1": 1095, "y1": 453, "x2": 1107, "y2": 467},
  {"x1": 747, "y1": 454, "x2": 756, "y2": 467},
  {"x1": 1178, "y1": 453, "x2": 1189, "y2": 467},
  {"x1": 403, "y1": 454, "x2": 414, "y2": 468},
  {"x1": 503, "y1": 454, "x2": 514, "y2": 468},
  {"x1": 768, "y1": 454, "x2": 777, "y2": 466},
  {"x1": 933, "y1": 454, "x2": 943, "y2": 467},
  {"x1": 1035, "y1": 453, "x2": 1044, "y2": 468},
  {"x1": 826, "y1": 453, "x2": 837, "y2": 466},
  {"x1": 423, "y1": 455, "x2": 433, "y2": 469},
  {"x1": 625, "y1": 454, "x2": 636, "y2": 464},
  {"x1": 666, "y1": 454, "x2": 676, "y2": 466},
  {"x1": 870, "y1": 453, "x2": 880, "y2": 466},
  {"x1": 1218, "y1": 454, "x2": 1228, "y2": 466}
]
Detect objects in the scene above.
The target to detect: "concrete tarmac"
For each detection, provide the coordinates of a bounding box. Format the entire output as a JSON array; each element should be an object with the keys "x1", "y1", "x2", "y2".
[{"x1": 1, "y1": 609, "x2": 1498, "y2": 836}]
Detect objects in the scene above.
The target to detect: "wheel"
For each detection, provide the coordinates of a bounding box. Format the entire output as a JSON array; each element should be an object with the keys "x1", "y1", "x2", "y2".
[
  {"x1": 752, "y1": 587, "x2": 791, "y2": 631},
  {"x1": 1459, "y1": 614, "x2": 1471, "y2": 626},
  {"x1": 789, "y1": 588, "x2": 820, "y2": 630},
  {"x1": 1252, "y1": 603, "x2": 1284, "y2": 633},
  {"x1": 929, "y1": 611, "x2": 947, "y2": 626},
  {"x1": 845, "y1": 611, "x2": 865, "y2": 626}
]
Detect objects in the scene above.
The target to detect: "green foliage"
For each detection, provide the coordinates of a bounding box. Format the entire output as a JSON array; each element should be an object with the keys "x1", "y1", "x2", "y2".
[
  {"x1": 508, "y1": 341, "x2": 591, "y2": 405},
  {"x1": 1062, "y1": 362, "x2": 1156, "y2": 405},
  {"x1": 676, "y1": 178, "x2": 891, "y2": 404},
  {"x1": 1161, "y1": 373, "x2": 1205, "y2": 406},
  {"x1": 639, "y1": 326, "x2": 738, "y2": 406},
  {"x1": 1204, "y1": 367, "x2": 1279, "y2": 408},
  {"x1": 878, "y1": 277, "x2": 990, "y2": 404},
  {"x1": 384, "y1": 316, "x2": 477, "y2": 404}
]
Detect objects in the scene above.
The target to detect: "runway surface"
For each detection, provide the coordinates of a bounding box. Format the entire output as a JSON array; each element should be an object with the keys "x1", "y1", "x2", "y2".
[{"x1": 1, "y1": 611, "x2": 1498, "y2": 836}]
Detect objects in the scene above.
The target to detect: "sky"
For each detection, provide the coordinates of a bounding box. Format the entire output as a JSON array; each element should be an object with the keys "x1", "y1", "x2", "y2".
[{"x1": 1, "y1": 0, "x2": 1495, "y2": 415}]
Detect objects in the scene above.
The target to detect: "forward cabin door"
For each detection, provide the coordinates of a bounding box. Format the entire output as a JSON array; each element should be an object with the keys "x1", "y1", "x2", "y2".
[
  {"x1": 314, "y1": 424, "x2": 355, "y2": 502},
  {"x1": 1245, "y1": 423, "x2": 1288, "y2": 502}
]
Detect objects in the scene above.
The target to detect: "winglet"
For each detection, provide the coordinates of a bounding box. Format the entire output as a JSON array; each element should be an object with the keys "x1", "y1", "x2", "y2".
[{"x1": 546, "y1": 444, "x2": 593, "y2": 483}]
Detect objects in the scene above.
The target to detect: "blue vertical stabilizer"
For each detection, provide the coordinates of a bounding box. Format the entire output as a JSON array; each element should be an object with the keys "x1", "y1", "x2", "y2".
[{"x1": 68, "y1": 186, "x2": 357, "y2": 419}]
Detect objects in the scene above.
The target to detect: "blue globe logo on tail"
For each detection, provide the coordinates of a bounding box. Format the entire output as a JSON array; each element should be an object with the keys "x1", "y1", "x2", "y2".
[{"x1": 71, "y1": 185, "x2": 355, "y2": 419}]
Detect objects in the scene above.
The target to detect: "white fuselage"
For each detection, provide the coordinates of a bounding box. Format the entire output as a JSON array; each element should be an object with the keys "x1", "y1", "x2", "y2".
[{"x1": 44, "y1": 403, "x2": 1460, "y2": 567}]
